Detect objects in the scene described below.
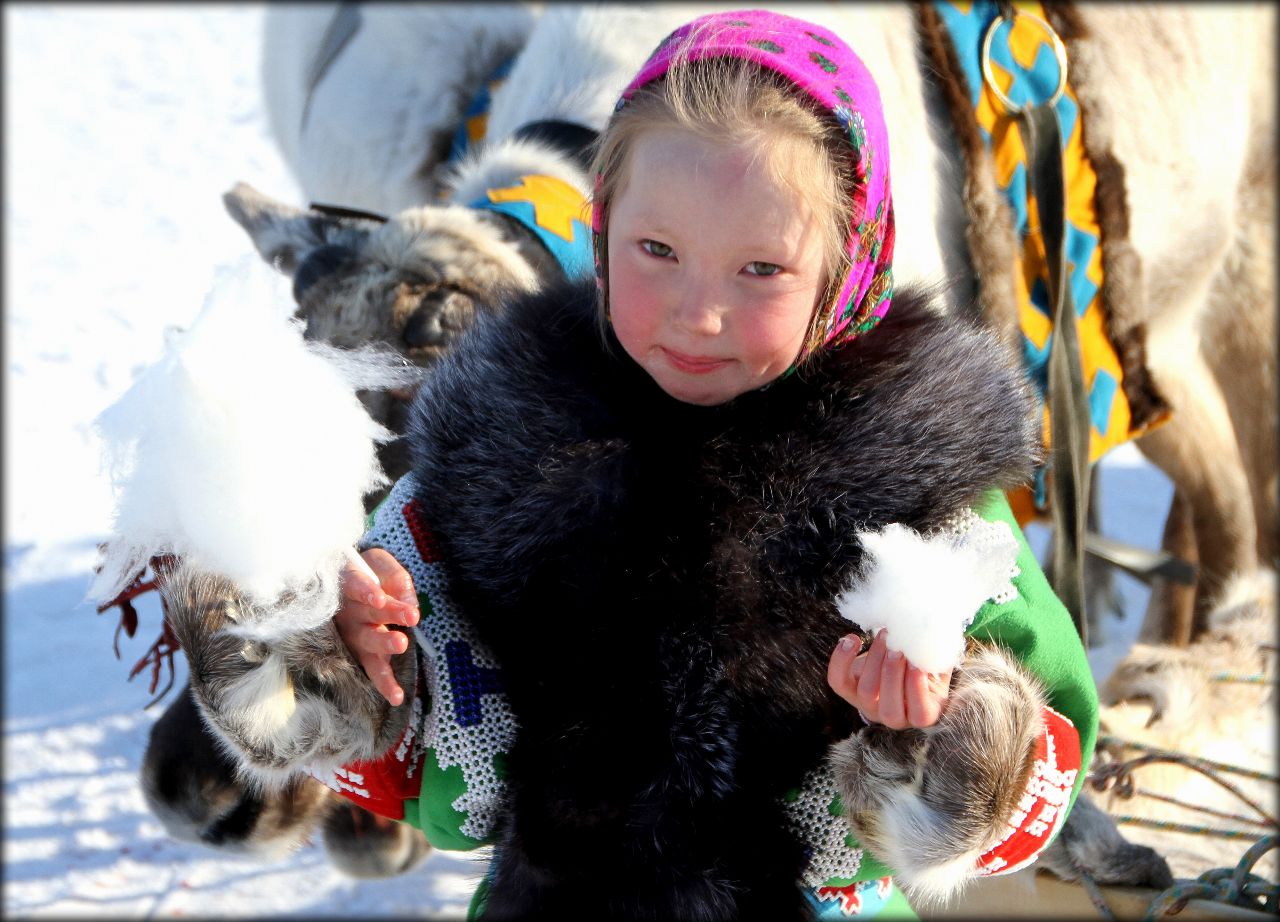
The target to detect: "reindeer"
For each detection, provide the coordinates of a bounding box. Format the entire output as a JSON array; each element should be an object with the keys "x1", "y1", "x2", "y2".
[
  {"x1": 258, "y1": 2, "x2": 539, "y2": 216},
  {"x1": 138, "y1": 1, "x2": 710, "y2": 877}
]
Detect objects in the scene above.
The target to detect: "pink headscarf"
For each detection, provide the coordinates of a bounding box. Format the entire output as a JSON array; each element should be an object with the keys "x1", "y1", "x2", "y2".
[{"x1": 591, "y1": 9, "x2": 896, "y2": 359}]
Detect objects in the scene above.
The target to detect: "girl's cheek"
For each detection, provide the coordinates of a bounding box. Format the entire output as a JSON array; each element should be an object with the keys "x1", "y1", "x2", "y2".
[{"x1": 609, "y1": 255, "x2": 662, "y2": 327}]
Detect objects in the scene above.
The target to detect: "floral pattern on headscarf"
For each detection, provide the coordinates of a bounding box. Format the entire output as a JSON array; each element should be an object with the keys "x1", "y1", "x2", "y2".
[{"x1": 591, "y1": 9, "x2": 895, "y2": 360}]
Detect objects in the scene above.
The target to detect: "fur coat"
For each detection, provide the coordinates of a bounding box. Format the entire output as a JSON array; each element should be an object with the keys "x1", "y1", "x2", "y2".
[{"x1": 401, "y1": 276, "x2": 1050, "y2": 917}]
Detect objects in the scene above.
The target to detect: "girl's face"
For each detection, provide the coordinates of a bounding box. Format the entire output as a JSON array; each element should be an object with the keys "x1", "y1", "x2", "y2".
[{"x1": 606, "y1": 129, "x2": 827, "y2": 406}]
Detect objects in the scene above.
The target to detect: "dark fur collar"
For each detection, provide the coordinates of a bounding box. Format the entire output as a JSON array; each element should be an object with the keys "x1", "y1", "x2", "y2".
[
  {"x1": 403, "y1": 277, "x2": 1039, "y2": 912},
  {"x1": 408, "y1": 277, "x2": 1038, "y2": 614}
]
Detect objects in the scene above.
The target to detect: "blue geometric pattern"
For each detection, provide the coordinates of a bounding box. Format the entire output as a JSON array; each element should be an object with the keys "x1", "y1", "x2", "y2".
[
  {"x1": 1088, "y1": 369, "x2": 1118, "y2": 435},
  {"x1": 469, "y1": 196, "x2": 594, "y2": 280},
  {"x1": 936, "y1": 3, "x2": 1077, "y2": 141},
  {"x1": 445, "y1": 640, "x2": 505, "y2": 728}
]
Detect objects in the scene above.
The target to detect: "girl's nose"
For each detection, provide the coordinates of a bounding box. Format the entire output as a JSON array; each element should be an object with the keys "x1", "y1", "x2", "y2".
[{"x1": 670, "y1": 275, "x2": 723, "y2": 337}]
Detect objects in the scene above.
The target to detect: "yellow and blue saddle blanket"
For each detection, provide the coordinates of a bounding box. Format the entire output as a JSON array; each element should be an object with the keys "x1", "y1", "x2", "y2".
[
  {"x1": 445, "y1": 56, "x2": 595, "y2": 282},
  {"x1": 926, "y1": 1, "x2": 1170, "y2": 523},
  {"x1": 468, "y1": 173, "x2": 594, "y2": 281}
]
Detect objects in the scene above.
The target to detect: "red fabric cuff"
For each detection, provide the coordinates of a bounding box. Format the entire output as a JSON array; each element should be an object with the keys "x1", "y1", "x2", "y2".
[
  {"x1": 316, "y1": 657, "x2": 426, "y2": 821},
  {"x1": 975, "y1": 704, "x2": 1081, "y2": 876},
  {"x1": 324, "y1": 727, "x2": 425, "y2": 821}
]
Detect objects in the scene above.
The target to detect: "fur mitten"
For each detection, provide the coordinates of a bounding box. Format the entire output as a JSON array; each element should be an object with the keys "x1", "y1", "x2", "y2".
[
  {"x1": 832, "y1": 643, "x2": 1063, "y2": 908},
  {"x1": 163, "y1": 561, "x2": 414, "y2": 790}
]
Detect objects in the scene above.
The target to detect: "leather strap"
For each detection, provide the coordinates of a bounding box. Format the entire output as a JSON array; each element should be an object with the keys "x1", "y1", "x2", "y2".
[
  {"x1": 1084, "y1": 532, "x2": 1197, "y2": 587},
  {"x1": 307, "y1": 202, "x2": 389, "y2": 224},
  {"x1": 1020, "y1": 101, "x2": 1091, "y2": 646}
]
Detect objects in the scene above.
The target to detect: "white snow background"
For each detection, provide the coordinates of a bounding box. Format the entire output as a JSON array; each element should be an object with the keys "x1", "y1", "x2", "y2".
[{"x1": 1, "y1": 4, "x2": 1191, "y2": 917}]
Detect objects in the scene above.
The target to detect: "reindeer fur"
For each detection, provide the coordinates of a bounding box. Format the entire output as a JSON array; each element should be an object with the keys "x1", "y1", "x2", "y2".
[
  {"x1": 832, "y1": 644, "x2": 1049, "y2": 907},
  {"x1": 162, "y1": 564, "x2": 413, "y2": 788},
  {"x1": 141, "y1": 681, "x2": 432, "y2": 878},
  {"x1": 260, "y1": 3, "x2": 539, "y2": 215}
]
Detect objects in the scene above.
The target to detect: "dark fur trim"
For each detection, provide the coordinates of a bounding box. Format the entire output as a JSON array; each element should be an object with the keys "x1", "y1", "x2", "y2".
[
  {"x1": 1043, "y1": 2, "x2": 1089, "y2": 41},
  {"x1": 405, "y1": 278, "x2": 1037, "y2": 914},
  {"x1": 914, "y1": 4, "x2": 1024, "y2": 352}
]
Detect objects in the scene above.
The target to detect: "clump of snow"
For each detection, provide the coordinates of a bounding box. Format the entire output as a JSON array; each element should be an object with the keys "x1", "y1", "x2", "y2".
[
  {"x1": 90, "y1": 257, "x2": 420, "y2": 639},
  {"x1": 835, "y1": 523, "x2": 1018, "y2": 674}
]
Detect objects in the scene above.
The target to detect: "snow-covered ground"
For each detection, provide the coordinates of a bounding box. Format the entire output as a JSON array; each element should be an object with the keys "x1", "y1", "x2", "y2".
[{"x1": 1, "y1": 4, "x2": 1255, "y2": 918}]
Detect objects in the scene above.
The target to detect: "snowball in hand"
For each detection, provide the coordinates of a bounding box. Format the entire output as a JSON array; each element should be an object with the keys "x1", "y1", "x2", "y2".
[
  {"x1": 834, "y1": 523, "x2": 1018, "y2": 674},
  {"x1": 91, "y1": 259, "x2": 421, "y2": 636}
]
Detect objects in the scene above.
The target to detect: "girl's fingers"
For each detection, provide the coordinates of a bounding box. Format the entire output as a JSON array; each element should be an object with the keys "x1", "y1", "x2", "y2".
[
  {"x1": 341, "y1": 550, "x2": 419, "y2": 626},
  {"x1": 361, "y1": 652, "x2": 405, "y2": 706},
  {"x1": 904, "y1": 664, "x2": 938, "y2": 727},
  {"x1": 336, "y1": 601, "x2": 387, "y2": 636},
  {"x1": 347, "y1": 623, "x2": 409, "y2": 657},
  {"x1": 930, "y1": 671, "x2": 954, "y2": 698},
  {"x1": 907, "y1": 667, "x2": 953, "y2": 727},
  {"x1": 849, "y1": 647, "x2": 867, "y2": 683},
  {"x1": 827, "y1": 634, "x2": 860, "y2": 705},
  {"x1": 877, "y1": 647, "x2": 908, "y2": 728},
  {"x1": 375, "y1": 594, "x2": 419, "y2": 627},
  {"x1": 855, "y1": 630, "x2": 888, "y2": 703},
  {"x1": 341, "y1": 564, "x2": 386, "y2": 608},
  {"x1": 364, "y1": 549, "x2": 419, "y2": 609}
]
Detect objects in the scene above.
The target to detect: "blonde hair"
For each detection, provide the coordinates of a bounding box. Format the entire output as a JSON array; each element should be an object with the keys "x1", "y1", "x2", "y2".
[{"x1": 590, "y1": 50, "x2": 856, "y2": 354}]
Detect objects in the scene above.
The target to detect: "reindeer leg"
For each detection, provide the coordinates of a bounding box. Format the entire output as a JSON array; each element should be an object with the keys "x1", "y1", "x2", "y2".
[
  {"x1": 141, "y1": 683, "x2": 335, "y2": 857},
  {"x1": 1135, "y1": 352, "x2": 1256, "y2": 642},
  {"x1": 321, "y1": 801, "x2": 432, "y2": 878},
  {"x1": 831, "y1": 646, "x2": 1050, "y2": 909},
  {"x1": 1138, "y1": 489, "x2": 1199, "y2": 647}
]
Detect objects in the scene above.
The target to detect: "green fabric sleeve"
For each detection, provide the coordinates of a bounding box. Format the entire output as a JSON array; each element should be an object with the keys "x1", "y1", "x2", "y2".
[
  {"x1": 966, "y1": 488, "x2": 1099, "y2": 810},
  {"x1": 402, "y1": 747, "x2": 492, "y2": 851}
]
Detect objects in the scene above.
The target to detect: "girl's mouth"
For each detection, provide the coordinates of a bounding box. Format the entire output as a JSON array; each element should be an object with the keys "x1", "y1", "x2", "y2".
[{"x1": 661, "y1": 347, "x2": 730, "y2": 375}]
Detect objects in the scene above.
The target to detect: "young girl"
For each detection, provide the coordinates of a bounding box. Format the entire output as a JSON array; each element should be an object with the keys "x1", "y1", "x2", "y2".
[{"x1": 169, "y1": 10, "x2": 1096, "y2": 919}]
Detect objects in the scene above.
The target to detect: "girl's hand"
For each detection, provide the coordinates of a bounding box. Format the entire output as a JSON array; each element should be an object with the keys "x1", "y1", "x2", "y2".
[
  {"x1": 827, "y1": 629, "x2": 952, "y2": 729},
  {"x1": 336, "y1": 548, "x2": 420, "y2": 706}
]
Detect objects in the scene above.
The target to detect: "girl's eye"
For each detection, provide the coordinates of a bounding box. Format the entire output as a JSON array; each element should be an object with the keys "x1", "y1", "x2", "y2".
[
  {"x1": 640, "y1": 239, "x2": 674, "y2": 259},
  {"x1": 744, "y1": 261, "x2": 783, "y2": 277}
]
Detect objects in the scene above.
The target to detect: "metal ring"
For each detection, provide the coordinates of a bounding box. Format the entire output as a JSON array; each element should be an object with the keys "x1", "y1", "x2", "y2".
[{"x1": 980, "y1": 8, "x2": 1069, "y2": 116}]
